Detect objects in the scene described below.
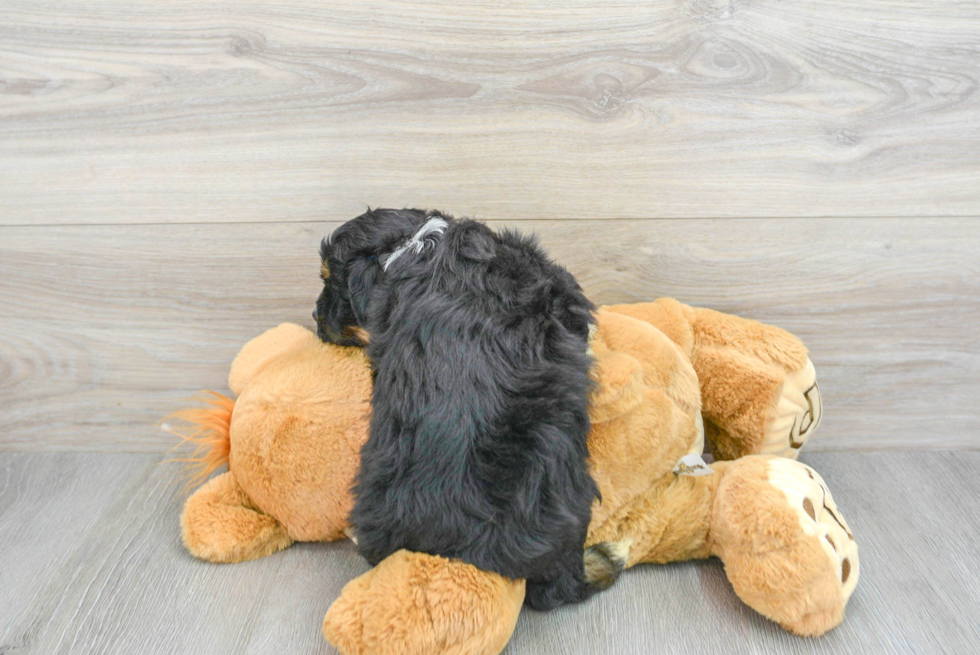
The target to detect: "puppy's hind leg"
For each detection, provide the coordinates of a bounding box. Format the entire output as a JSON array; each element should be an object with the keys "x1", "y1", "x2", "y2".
[
  {"x1": 524, "y1": 543, "x2": 626, "y2": 610},
  {"x1": 524, "y1": 570, "x2": 582, "y2": 611},
  {"x1": 583, "y1": 541, "x2": 628, "y2": 591}
]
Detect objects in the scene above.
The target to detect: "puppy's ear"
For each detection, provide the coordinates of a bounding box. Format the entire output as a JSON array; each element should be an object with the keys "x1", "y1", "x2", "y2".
[
  {"x1": 457, "y1": 224, "x2": 496, "y2": 262},
  {"x1": 319, "y1": 238, "x2": 334, "y2": 279},
  {"x1": 346, "y1": 255, "x2": 380, "y2": 326},
  {"x1": 555, "y1": 301, "x2": 594, "y2": 342},
  {"x1": 549, "y1": 270, "x2": 596, "y2": 343}
]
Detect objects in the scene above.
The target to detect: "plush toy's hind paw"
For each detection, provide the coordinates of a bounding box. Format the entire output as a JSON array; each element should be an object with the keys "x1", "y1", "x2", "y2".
[
  {"x1": 687, "y1": 304, "x2": 821, "y2": 461},
  {"x1": 323, "y1": 550, "x2": 524, "y2": 655},
  {"x1": 758, "y1": 359, "x2": 823, "y2": 460},
  {"x1": 711, "y1": 456, "x2": 859, "y2": 637},
  {"x1": 181, "y1": 471, "x2": 294, "y2": 563}
]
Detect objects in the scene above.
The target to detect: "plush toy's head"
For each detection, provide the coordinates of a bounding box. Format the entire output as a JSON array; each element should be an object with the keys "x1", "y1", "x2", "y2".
[{"x1": 584, "y1": 308, "x2": 705, "y2": 547}]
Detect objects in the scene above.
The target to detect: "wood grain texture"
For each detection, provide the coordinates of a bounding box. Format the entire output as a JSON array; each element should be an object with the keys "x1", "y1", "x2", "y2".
[
  {"x1": 2, "y1": 451, "x2": 978, "y2": 653},
  {"x1": 2, "y1": 1, "x2": 979, "y2": 224},
  {"x1": 0, "y1": 453, "x2": 367, "y2": 655},
  {"x1": 0, "y1": 453, "x2": 141, "y2": 637},
  {"x1": 1, "y1": 218, "x2": 976, "y2": 452}
]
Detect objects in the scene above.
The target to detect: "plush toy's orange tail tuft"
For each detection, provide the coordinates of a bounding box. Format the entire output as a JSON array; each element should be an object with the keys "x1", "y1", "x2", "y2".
[{"x1": 162, "y1": 391, "x2": 235, "y2": 489}]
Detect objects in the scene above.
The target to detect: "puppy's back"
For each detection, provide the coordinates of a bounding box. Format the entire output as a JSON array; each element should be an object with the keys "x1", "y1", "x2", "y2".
[{"x1": 352, "y1": 218, "x2": 617, "y2": 608}]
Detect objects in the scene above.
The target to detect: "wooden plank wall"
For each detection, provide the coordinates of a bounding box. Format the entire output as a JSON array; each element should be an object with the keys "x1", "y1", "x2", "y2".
[{"x1": 1, "y1": 1, "x2": 978, "y2": 451}]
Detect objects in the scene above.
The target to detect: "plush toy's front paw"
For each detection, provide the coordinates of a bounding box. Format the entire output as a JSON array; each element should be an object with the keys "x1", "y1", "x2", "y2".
[
  {"x1": 758, "y1": 358, "x2": 823, "y2": 460},
  {"x1": 323, "y1": 550, "x2": 525, "y2": 655},
  {"x1": 711, "y1": 456, "x2": 858, "y2": 637},
  {"x1": 767, "y1": 458, "x2": 858, "y2": 607}
]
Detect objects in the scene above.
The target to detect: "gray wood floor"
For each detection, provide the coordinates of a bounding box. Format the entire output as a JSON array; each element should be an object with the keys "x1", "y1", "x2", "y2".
[{"x1": 2, "y1": 451, "x2": 978, "y2": 654}]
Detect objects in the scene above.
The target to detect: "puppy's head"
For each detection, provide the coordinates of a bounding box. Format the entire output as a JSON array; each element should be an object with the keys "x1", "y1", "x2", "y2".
[{"x1": 315, "y1": 208, "x2": 445, "y2": 345}]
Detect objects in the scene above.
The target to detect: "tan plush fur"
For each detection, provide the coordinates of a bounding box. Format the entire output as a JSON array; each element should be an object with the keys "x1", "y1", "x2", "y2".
[
  {"x1": 605, "y1": 300, "x2": 812, "y2": 460},
  {"x1": 586, "y1": 463, "x2": 728, "y2": 566},
  {"x1": 228, "y1": 322, "x2": 319, "y2": 396},
  {"x1": 175, "y1": 300, "x2": 857, "y2": 654},
  {"x1": 710, "y1": 456, "x2": 846, "y2": 636},
  {"x1": 584, "y1": 309, "x2": 704, "y2": 537},
  {"x1": 323, "y1": 550, "x2": 525, "y2": 655},
  {"x1": 181, "y1": 470, "x2": 293, "y2": 562},
  {"x1": 232, "y1": 324, "x2": 373, "y2": 542}
]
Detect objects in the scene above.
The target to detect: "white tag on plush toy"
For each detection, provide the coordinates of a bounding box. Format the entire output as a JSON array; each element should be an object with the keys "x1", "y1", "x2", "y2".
[{"x1": 673, "y1": 453, "x2": 714, "y2": 477}]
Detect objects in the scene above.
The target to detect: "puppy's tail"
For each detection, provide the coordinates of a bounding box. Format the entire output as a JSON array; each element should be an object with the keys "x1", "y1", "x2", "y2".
[
  {"x1": 161, "y1": 391, "x2": 235, "y2": 490},
  {"x1": 583, "y1": 541, "x2": 629, "y2": 592}
]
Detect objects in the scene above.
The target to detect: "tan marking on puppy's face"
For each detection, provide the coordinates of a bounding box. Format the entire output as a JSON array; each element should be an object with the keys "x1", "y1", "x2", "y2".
[
  {"x1": 320, "y1": 260, "x2": 331, "y2": 280},
  {"x1": 349, "y1": 326, "x2": 370, "y2": 345}
]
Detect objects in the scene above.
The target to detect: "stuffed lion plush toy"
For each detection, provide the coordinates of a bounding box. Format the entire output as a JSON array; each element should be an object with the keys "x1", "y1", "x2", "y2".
[{"x1": 172, "y1": 298, "x2": 858, "y2": 655}]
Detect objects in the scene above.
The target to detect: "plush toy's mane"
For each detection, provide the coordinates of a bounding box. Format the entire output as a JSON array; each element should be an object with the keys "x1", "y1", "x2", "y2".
[{"x1": 164, "y1": 391, "x2": 235, "y2": 488}]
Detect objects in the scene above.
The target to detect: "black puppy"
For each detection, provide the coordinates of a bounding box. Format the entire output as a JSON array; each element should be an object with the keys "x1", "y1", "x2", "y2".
[{"x1": 315, "y1": 208, "x2": 623, "y2": 610}]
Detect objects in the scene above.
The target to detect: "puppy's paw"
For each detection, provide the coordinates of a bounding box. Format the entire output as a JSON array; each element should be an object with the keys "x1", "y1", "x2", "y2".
[
  {"x1": 584, "y1": 541, "x2": 629, "y2": 590},
  {"x1": 759, "y1": 358, "x2": 823, "y2": 459}
]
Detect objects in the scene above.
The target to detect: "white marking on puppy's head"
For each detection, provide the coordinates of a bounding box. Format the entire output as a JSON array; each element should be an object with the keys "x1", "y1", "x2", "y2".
[{"x1": 382, "y1": 217, "x2": 448, "y2": 271}]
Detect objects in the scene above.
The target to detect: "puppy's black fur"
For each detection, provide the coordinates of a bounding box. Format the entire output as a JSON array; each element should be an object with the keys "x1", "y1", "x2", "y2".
[{"x1": 316, "y1": 208, "x2": 622, "y2": 610}]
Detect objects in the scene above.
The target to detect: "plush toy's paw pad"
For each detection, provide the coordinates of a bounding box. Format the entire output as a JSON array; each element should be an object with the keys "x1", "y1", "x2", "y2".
[
  {"x1": 767, "y1": 458, "x2": 859, "y2": 605},
  {"x1": 760, "y1": 359, "x2": 822, "y2": 459}
]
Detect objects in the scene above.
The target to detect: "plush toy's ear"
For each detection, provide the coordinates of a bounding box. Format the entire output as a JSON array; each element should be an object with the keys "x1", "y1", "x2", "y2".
[
  {"x1": 588, "y1": 349, "x2": 646, "y2": 423},
  {"x1": 587, "y1": 315, "x2": 647, "y2": 423},
  {"x1": 228, "y1": 323, "x2": 318, "y2": 395}
]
